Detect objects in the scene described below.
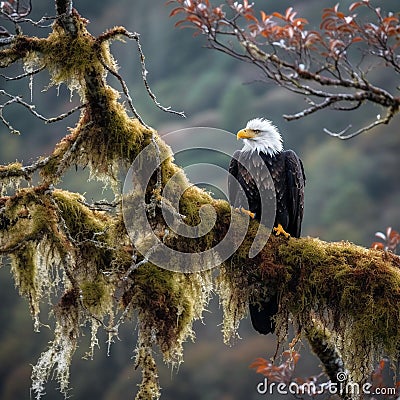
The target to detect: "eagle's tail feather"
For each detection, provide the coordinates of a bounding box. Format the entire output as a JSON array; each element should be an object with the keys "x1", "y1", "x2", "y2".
[{"x1": 249, "y1": 294, "x2": 279, "y2": 335}]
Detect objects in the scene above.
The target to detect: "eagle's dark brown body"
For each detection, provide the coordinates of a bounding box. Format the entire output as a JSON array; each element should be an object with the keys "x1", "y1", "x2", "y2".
[{"x1": 228, "y1": 149, "x2": 305, "y2": 334}]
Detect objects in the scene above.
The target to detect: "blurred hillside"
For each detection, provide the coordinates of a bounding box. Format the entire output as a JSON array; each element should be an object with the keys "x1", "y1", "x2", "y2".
[{"x1": 1, "y1": 0, "x2": 399, "y2": 399}]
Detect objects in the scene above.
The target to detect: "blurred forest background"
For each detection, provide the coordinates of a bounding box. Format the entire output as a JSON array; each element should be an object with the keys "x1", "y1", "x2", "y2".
[{"x1": 0, "y1": 0, "x2": 399, "y2": 399}]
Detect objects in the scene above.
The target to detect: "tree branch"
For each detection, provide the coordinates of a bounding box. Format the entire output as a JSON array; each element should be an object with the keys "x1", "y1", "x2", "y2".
[
  {"x1": 2, "y1": 2, "x2": 400, "y2": 399},
  {"x1": 169, "y1": 0, "x2": 400, "y2": 138}
]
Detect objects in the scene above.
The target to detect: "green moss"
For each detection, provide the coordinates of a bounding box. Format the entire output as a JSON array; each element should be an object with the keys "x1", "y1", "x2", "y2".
[
  {"x1": 125, "y1": 263, "x2": 210, "y2": 365},
  {"x1": 52, "y1": 189, "x2": 107, "y2": 239},
  {"x1": 40, "y1": 88, "x2": 153, "y2": 186},
  {"x1": 20, "y1": 14, "x2": 155, "y2": 186},
  {"x1": 39, "y1": 131, "x2": 79, "y2": 182},
  {"x1": 80, "y1": 276, "x2": 112, "y2": 316},
  {"x1": 10, "y1": 242, "x2": 37, "y2": 300},
  {"x1": 0, "y1": 162, "x2": 23, "y2": 173},
  {"x1": 276, "y1": 237, "x2": 400, "y2": 382},
  {"x1": 83, "y1": 91, "x2": 153, "y2": 167},
  {"x1": 24, "y1": 17, "x2": 102, "y2": 94},
  {"x1": 134, "y1": 344, "x2": 160, "y2": 400},
  {"x1": 1, "y1": 188, "x2": 60, "y2": 252}
]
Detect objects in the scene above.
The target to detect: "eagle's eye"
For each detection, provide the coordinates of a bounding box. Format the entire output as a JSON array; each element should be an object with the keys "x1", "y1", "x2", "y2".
[{"x1": 253, "y1": 129, "x2": 261, "y2": 134}]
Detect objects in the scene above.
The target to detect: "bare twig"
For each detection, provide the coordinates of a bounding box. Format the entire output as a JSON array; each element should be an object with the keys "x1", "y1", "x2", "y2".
[
  {"x1": 98, "y1": 28, "x2": 185, "y2": 119},
  {"x1": 0, "y1": 36, "x2": 15, "y2": 46},
  {"x1": 99, "y1": 57, "x2": 148, "y2": 127},
  {"x1": 131, "y1": 31, "x2": 186, "y2": 118},
  {"x1": 0, "y1": 66, "x2": 45, "y2": 81},
  {"x1": 0, "y1": 89, "x2": 85, "y2": 134},
  {"x1": 324, "y1": 106, "x2": 397, "y2": 139},
  {"x1": 45, "y1": 103, "x2": 86, "y2": 123}
]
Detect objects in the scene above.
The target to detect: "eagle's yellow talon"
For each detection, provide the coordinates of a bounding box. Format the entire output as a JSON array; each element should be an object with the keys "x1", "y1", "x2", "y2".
[
  {"x1": 240, "y1": 207, "x2": 255, "y2": 219},
  {"x1": 274, "y1": 223, "x2": 290, "y2": 238},
  {"x1": 236, "y1": 207, "x2": 255, "y2": 219}
]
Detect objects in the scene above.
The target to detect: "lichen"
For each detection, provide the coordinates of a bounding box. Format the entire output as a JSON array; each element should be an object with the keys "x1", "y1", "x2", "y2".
[
  {"x1": 134, "y1": 336, "x2": 161, "y2": 400},
  {"x1": 31, "y1": 288, "x2": 81, "y2": 400}
]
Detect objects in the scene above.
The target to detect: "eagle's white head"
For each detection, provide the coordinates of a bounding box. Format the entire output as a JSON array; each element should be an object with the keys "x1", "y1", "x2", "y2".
[{"x1": 237, "y1": 118, "x2": 283, "y2": 156}]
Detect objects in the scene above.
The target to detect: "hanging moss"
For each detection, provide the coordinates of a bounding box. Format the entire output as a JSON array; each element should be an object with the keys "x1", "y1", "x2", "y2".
[
  {"x1": 80, "y1": 275, "x2": 113, "y2": 317},
  {"x1": 19, "y1": 12, "x2": 156, "y2": 187},
  {"x1": 124, "y1": 263, "x2": 211, "y2": 365},
  {"x1": 276, "y1": 238, "x2": 400, "y2": 382},
  {"x1": 134, "y1": 336, "x2": 161, "y2": 400},
  {"x1": 52, "y1": 189, "x2": 107, "y2": 237},
  {"x1": 10, "y1": 241, "x2": 37, "y2": 307},
  {"x1": 39, "y1": 86, "x2": 154, "y2": 187},
  {"x1": 1, "y1": 188, "x2": 59, "y2": 251},
  {"x1": 23, "y1": 16, "x2": 102, "y2": 95}
]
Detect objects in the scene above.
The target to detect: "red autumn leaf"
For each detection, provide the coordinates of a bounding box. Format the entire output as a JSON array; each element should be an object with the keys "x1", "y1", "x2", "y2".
[
  {"x1": 169, "y1": 7, "x2": 185, "y2": 17},
  {"x1": 249, "y1": 357, "x2": 269, "y2": 370},
  {"x1": 371, "y1": 242, "x2": 384, "y2": 250},
  {"x1": 282, "y1": 350, "x2": 301, "y2": 365},
  {"x1": 244, "y1": 13, "x2": 258, "y2": 23},
  {"x1": 260, "y1": 10, "x2": 269, "y2": 23},
  {"x1": 321, "y1": 8, "x2": 334, "y2": 21},
  {"x1": 272, "y1": 11, "x2": 284, "y2": 20},
  {"x1": 333, "y1": 3, "x2": 340, "y2": 13},
  {"x1": 349, "y1": 2, "x2": 366, "y2": 12},
  {"x1": 212, "y1": 6, "x2": 225, "y2": 18},
  {"x1": 336, "y1": 11, "x2": 346, "y2": 19}
]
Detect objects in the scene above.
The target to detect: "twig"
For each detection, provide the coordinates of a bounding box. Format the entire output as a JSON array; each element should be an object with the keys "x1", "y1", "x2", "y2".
[
  {"x1": 54, "y1": 121, "x2": 92, "y2": 178},
  {"x1": 0, "y1": 66, "x2": 45, "y2": 81},
  {"x1": 78, "y1": 198, "x2": 120, "y2": 212},
  {"x1": 98, "y1": 28, "x2": 185, "y2": 119},
  {"x1": 99, "y1": 57, "x2": 148, "y2": 128},
  {"x1": 0, "y1": 36, "x2": 15, "y2": 46},
  {"x1": 131, "y1": 31, "x2": 186, "y2": 118},
  {"x1": 324, "y1": 106, "x2": 397, "y2": 139},
  {"x1": 284, "y1": 98, "x2": 336, "y2": 120},
  {"x1": 45, "y1": 103, "x2": 85, "y2": 123},
  {"x1": 0, "y1": 89, "x2": 85, "y2": 133},
  {"x1": 123, "y1": 257, "x2": 150, "y2": 280},
  {"x1": 0, "y1": 156, "x2": 51, "y2": 182}
]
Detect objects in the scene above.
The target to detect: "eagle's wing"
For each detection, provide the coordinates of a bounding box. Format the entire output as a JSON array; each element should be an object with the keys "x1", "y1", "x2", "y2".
[
  {"x1": 228, "y1": 150, "x2": 241, "y2": 207},
  {"x1": 284, "y1": 150, "x2": 306, "y2": 238}
]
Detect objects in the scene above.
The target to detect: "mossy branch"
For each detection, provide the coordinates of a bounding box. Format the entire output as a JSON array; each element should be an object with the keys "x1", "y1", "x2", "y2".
[{"x1": 1, "y1": 5, "x2": 400, "y2": 400}]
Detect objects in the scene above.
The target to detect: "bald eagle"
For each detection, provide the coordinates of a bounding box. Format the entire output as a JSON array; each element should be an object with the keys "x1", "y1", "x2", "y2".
[{"x1": 228, "y1": 118, "x2": 305, "y2": 334}]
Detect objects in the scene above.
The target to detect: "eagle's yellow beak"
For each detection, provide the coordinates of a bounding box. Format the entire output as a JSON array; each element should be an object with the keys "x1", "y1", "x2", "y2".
[{"x1": 237, "y1": 128, "x2": 256, "y2": 140}]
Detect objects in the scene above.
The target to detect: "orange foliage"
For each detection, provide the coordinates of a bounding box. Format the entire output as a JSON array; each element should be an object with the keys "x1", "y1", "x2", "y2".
[
  {"x1": 168, "y1": 1, "x2": 400, "y2": 56},
  {"x1": 249, "y1": 350, "x2": 300, "y2": 384}
]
